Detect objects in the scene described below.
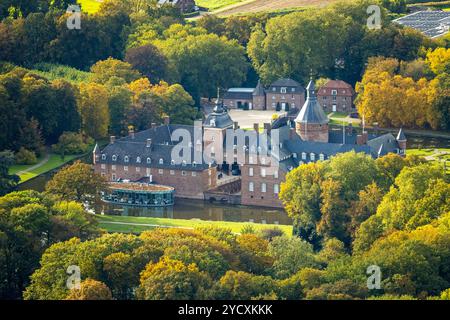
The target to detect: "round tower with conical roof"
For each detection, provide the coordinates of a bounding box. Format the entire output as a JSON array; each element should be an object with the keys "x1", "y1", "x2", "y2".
[
  {"x1": 252, "y1": 80, "x2": 266, "y2": 110},
  {"x1": 294, "y1": 79, "x2": 329, "y2": 143}
]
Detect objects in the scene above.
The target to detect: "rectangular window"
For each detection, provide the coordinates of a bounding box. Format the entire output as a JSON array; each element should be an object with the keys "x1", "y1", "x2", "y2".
[
  {"x1": 274, "y1": 184, "x2": 279, "y2": 194},
  {"x1": 170, "y1": 170, "x2": 175, "y2": 175},
  {"x1": 249, "y1": 182, "x2": 254, "y2": 192},
  {"x1": 124, "y1": 166, "x2": 128, "y2": 171},
  {"x1": 112, "y1": 174, "x2": 116, "y2": 181},
  {"x1": 281, "y1": 87, "x2": 287, "y2": 93},
  {"x1": 249, "y1": 167, "x2": 254, "y2": 176},
  {"x1": 159, "y1": 169, "x2": 163, "y2": 174},
  {"x1": 101, "y1": 164, "x2": 106, "y2": 169},
  {"x1": 182, "y1": 171, "x2": 187, "y2": 176},
  {"x1": 261, "y1": 168, "x2": 266, "y2": 177},
  {"x1": 331, "y1": 90, "x2": 337, "y2": 95},
  {"x1": 192, "y1": 172, "x2": 197, "y2": 177},
  {"x1": 261, "y1": 183, "x2": 267, "y2": 193},
  {"x1": 146, "y1": 168, "x2": 151, "y2": 176},
  {"x1": 111, "y1": 165, "x2": 116, "y2": 171},
  {"x1": 136, "y1": 167, "x2": 140, "y2": 172},
  {"x1": 274, "y1": 170, "x2": 278, "y2": 179}
]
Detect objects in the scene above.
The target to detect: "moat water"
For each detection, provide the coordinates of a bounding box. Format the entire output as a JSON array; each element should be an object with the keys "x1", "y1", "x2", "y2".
[{"x1": 16, "y1": 129, "x2": 450, "y2": 226}]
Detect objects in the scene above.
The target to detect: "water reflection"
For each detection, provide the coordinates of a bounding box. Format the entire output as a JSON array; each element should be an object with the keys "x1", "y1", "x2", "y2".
[{"x1": 98, "y1": 199, "x2": 291, "y2": 225}]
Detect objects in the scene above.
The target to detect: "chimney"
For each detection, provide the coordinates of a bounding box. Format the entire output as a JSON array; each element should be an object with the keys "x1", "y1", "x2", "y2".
[
  {"x1": 356, "y1": 132, "x2": 368, "y2": 145},
  {"x1": 164, "y1": 116, "x2": 170, "y2": 125},
  {"x1": 253, "y1": 123, "x2": 259, "y2": 132},
  {"x1": 110, "y1": 136, "x2": 116, "y2": 144},
  {"x1": 151, "y1": 123, "x2": 157, "y2": 129},
  {"x1": 129, "y1": 127, "x2": 135, "y2": 139},
  {"x1": 233, "y1": 122, "x2": 239, "y2": 130},
  {"x1": 146, "y1": 138, "x2": 152, "y2": 148},
  {"x1": 264, "y1": 123, "x2": 271, "y2": 135}
]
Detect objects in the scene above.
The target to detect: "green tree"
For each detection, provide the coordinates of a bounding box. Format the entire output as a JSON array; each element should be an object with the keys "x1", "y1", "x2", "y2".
[
  {"x1": 0, "y1": 151, "x2": 19, "y2": 196},
  {"x1": 66, "y1": 278, "x2": 113, "y2": 300},
  {"x1": 268, "y1": 236, "x2": 318, "y2": 279},
  {"x1": 90, "y1": 58, "x2": 142, "y2": 85},
  {"x1": 45, "y1": 161, "x2": 107, "y2": 205},
  {"x1": 78, "y1": 82, "x2": 110, "y2": 139},
  {"x1": 137, "y1": 257, "x2": 212, "y2": 300}
]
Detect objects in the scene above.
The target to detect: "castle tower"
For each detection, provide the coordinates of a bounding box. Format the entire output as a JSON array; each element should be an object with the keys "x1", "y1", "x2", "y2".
[
  {"x1": 396, "y1": 128, "x2": 407, "y2": 156},
  {"x1": 294, "y1": 79, "x2": 329, "y2": 143},
  {"x1": 252, "y1": 80, "x2": 266, "y2": 110}
]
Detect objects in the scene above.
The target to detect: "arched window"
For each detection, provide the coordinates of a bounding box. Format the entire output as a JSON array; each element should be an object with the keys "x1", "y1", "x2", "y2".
[
  {"x1": 192, "y1": 161, "x2": 197, "y2": 167},
  {"x1": 124, "y1": 156, "x2": 129, "y2": 163},
  {"x1": 112, "y1": 155, "x2": 117, "y2": 162},
  {"x1": 136, "y1": 156, "x2": 141, "y2": 163},
  {"x1": 101, "y1": 154, "x2": 106, "y2": 160},
  {"x1": 182, "y1": 160, "x2": 187, "y2": 167},
  {"x1": 171, "y1": 159, "x2": 175, "y2": 165},
  {"x1": 147, "y1": 157, "x2": 151, "y2": 164},
  {"x1": 159, "y1": 158, "x2": 164, "y2": 165}
]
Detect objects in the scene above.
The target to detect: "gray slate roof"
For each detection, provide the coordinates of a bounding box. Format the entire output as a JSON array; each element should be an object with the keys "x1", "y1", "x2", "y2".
[
  {"x1": 99, "y1": 124, "x2": 212, "y2": 171},
  {"x1": 253, "y1": 80, "x2": 265, "y2": 96},
  {"x1": 295, "y1": 80, "x2": 329, "y2": 124}
]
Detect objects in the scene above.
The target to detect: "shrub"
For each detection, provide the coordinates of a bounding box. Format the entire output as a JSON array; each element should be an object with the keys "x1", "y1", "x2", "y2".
[
  {"x1": 258, "y1": 227, "x2": 285, "y2": 241},
  {"x1": 52, "y1": 132, "x2": 91, "y2": 155},
  {"x1": 240, "y1": 224, "x2": 256, "y2": 235},
  {"x1": 15, "y1": 147, "x2": 37, "y2": 165}
]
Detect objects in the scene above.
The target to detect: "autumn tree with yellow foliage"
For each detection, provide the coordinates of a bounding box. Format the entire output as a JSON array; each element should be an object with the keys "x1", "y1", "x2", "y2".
[{"x1": 356, "y1": 49, "x2": 449, "y2": 130}]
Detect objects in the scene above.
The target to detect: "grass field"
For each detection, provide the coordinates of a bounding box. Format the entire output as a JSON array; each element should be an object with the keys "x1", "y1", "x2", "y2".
[
  {"x1": 408, "y1": 148, "x2": 450, "y2": 173},
  {"x1": 197, "y1": 0, "x2": 245, "y2": 10},
  {"x1": 77, "y1": 0, "x2": 102, "y2": 14},
  {"x1": 9, "y1": 154, "x2": 80, "y2": 183},
  {"x1": 97, "y1": 214, "x2": 293, "y2": 235}
]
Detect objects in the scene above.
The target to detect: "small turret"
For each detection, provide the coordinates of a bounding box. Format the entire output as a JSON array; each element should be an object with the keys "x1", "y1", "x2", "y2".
[
  {"x1": 396, "y1": 128, "x2": 407, "y2": 155},
  {"x1": 294, "y1": 78, "x2": 329, "y2": 143}
]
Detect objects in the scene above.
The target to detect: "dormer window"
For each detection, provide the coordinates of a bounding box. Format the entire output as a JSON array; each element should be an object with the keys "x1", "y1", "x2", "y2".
[
  {"x1": 331, "y1": 90, "x2": 337, "y2": 95},
  {"x1": 319, "y1": 154, "x2": 325, "y2": 161},
  {"x1": 124, "y1": 156, "x2": 129, "y2": 163},
  {"x1": 159, "y1": 158, "x2": 164, "y2": 165},
  {"x1": 210, "y1": 119, "x2": 216, "y2": 127},
  {"x1": 171, "y1": 159, "x2": 175, "y2": 165},
  {"x1": 281, "y1": 87, "x2": 287, "y2": 93},
  {"x1": 136, "y1": 157, "x2": 141, "y2": 163},
  {"x1": 112, "y1": 155, "x2": 117, "y2": 162},
  {"x1": 293, "y1": 153, "x2": 297, "y2": 158},
  {"x1": 101, "y1": 154, "x2": 106, "y2": 160},
  {"x1": 182, "y1": 160, "x2": 187, "y2": 167},
  {"x1": 261, "y1": 157, "x2": 266, "y2": 165},
  {"x1": 193, "y1": 161, "x2": 197, "y2": 167},
  {"x1": 147, "y1": 157, "x2": 151, "y2": 164},
  {"x1": 302, "y1": 152, "x2": 306, "y2": 160},
  {"x1": 291, "y1": 88, "x2": 295, "y2": 92},
  {"x1": 310, "y1": 153, "x2": 315, "y2": 161}
]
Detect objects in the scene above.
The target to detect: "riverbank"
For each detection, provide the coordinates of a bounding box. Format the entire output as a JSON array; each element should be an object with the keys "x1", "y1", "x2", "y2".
[{"x1": 96, "y1": 214, "x2": 293, "y2": 235}]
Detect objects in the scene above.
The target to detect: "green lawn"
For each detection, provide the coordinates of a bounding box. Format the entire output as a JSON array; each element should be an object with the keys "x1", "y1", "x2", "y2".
[
  {"x1": 9, "y1": 154, "x2": 80, "y2": 183},
  {"x1": 77, "y1": 0, "x2": 102, "y2": 14},
  {"x1": 408, "y1": 148, "x2": 450, "y2": 173},
  {"x1": 196, "y1": 0, "x2": 244, "y2": 10},
  {"x1": 96, "y1": 214, "x2": 293, "y2": 235}
]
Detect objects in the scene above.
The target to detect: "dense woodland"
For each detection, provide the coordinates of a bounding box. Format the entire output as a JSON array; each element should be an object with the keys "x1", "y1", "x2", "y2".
[{"x1": 0, "y1": 0, "x2": 449, "y2": 300}]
